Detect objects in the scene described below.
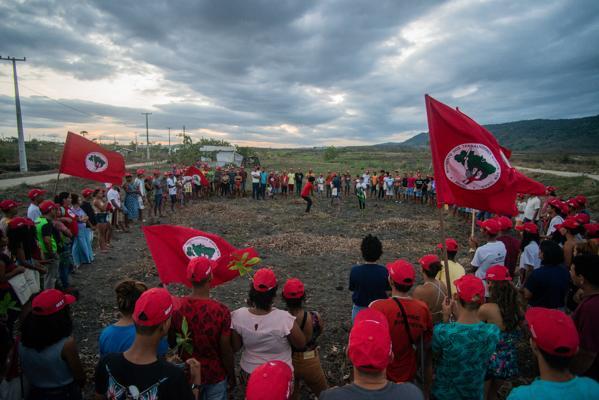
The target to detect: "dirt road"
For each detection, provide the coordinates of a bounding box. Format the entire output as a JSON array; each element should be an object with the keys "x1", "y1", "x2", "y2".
[{"x1": 515, "y1": 166, "x2": 599, "y2": 181}]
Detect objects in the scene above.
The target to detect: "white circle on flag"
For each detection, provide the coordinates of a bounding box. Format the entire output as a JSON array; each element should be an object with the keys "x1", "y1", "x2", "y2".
[
  {"x1": 85, "y1": 152, "x2": 109, "y2": 173},
  {"x1": 444, "y1": 143, "x2": 501, "y2": 190},
  {"x1": 182, "y1": 236, "x2": 221, "y2": 260}
]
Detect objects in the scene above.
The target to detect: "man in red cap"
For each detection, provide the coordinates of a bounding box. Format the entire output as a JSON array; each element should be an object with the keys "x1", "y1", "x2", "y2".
[
  {"x1": 169, "y1": 257, "x2": 236, "y2": 399},
  {"x1": 432, "y1": 275, "x2": 500, "y2": 400},
  {"x1": 35, "y1": 200, "x2": 61, "y2": 289},
  {"x1": 320, "y1": 308, "x2": 423, "y2": 399},
  {"x1": 469, "y1": 219, "x2": 507, "y2": 281},
  {"x1": 507, "y1": 307, "x2": 599, "y2": 399},
  {"x1": 95, "y1": 288, "x2": 200, "y2": 399},
  {"x1": 370, "y1": 260, "x2": 433, "y2": 392},
  {"x1": 27, "y1": 188, "x2": 47, "y2": 221},
  {"x1": 246, "y1": 360, "x2": 293, "y2": 400},
  {"x1": 495, "y1": 216, "x2": 521, "y2": 277},
  {"x1": 435, "y1": 238, "x2": 465, "y2": 294},
  {"x1": 134, "y1": 169, "x2": 146, "y2": 223},
  {"x1": 0, "y1": 199, "x2": 20, "y2": 234}
]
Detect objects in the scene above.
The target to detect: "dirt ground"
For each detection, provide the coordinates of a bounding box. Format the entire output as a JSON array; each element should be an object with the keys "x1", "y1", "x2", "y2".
[{"x1": 8, "y1": 185, "x2": 534, "y2": 398}]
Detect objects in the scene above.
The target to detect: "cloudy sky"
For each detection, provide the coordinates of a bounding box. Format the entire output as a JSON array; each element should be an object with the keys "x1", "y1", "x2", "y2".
[{"x1": 1, "y1": 0, "x2": 598, "y2": 147}]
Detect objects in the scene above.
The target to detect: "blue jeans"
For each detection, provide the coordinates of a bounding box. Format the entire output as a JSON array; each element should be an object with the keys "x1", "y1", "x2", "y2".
[
  {"x1": 252, "y1": 182, "x2": 260, "y2": 199},
  {"x1": 200, "y1": 379, "x2": 227, "y2": 400},
  {"x1": 351, "y1": 305, "x2": 366, "y2": 324}
]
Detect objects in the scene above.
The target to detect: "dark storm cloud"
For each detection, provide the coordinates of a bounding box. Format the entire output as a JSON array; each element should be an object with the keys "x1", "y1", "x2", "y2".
[{"x1": 1, "y1": 0, "x2": 598, "y2": 145}]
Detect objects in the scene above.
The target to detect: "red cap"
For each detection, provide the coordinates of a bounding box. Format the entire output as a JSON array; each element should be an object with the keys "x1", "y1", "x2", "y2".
[
  {"x1": 454, "y1": 275, "x2": 485, "y2": 304},
  {"x1": 0, "y1": 200, "x2": 20, "y2": 212},
  {"x1": 418, "y1": 254, "x2": 440, "y2": 271},
  {"x1": 437, "y1": 238, "x2": 459, "y2": 252},
  {"x1": 282, "y1": 278, "x2": 305, "y2": 299},
  {"x1": 348, "y1": 308, "x2": 391, "y2": 371},
  {"x1": 132, "y1": 288, "x2": 178, "y2": 326},
  {"x1": 246, "y1": 360, "x2": 293, "y2": 400},
  {"x1": 81, "y1": 188, "x2": 94, "y2": 197},
  {"x1": 584, "y1": 223, "x2": 599, "y2": 237},
  {"x1": 27, "y1": 188, "x2": 47, "y2": 200},
  {"x1": 153, "y1": 170, "x2": 160, "y2": 176},
  {"x1": 545, "y1": 185, "x2": 557, "y2": 194},
  {"x1": 485, "y1": 265, "x2": 512, "y2": 281},
  {"x1": 477, "y1": 219, "x2": 501, "y2": 235},
  {"x1": 8, "y1": 217, "x2": 34, "y2": 229},
  {"x1": 32, "y1": 289, "x2": 76, "y2": 316},
  {"x1": 125, "y1": 173, "x2": 132, "y2": 178},
  {"x1": 526, "y1": 307, "x2": 579, "y2": 356},
  {"x1": 496, "y1": 216, "x2": 513, "y2": 231},
  {"x1": 556, "y1": 217, "x2": 581, "y2": 231},
  {"x1": 549, "y1": 199, "x2": 569, "y2": 215},
  {"x1": 575, "y1": 195, "x2": 587, "y2": 206},
  {"x1": 136, "y1": 169, "x2": 145, "y2": 175},
  {"x1": 574, "y1": 213, "x2": 590, "y2": 225},
  {"x1": 566, "y1": 198, "x2": 579, "y2": 209},
  {"x1": 387, "y1": 259, "x2": 415, "y2": 285},
  {"x1": 515, "y1": 222, "x2": 538, "y2": 234},
  {"x1": 39, "y1": 200, "x2": 58, "y2": 214},
  {"x1": 252, "y1": 268, "x2": 277, "y2": 292},
  {"x1": 186, "y1": 257, "x2": 215, "y2": 283}
]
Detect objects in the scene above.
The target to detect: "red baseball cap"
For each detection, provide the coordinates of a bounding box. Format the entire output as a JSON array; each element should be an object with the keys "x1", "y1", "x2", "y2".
[
  {"x1": 545, "y1": 185, "x2": 557, "y2": 194},
  {"x1": 282, "y1": 278, "x2": 305, "y2": 299},
  {"x1": 153, "y1": 170, "x2": 160, "y2": 176},
  {"x1": 252, "y1": 268, "x2": 277, "y2": 292},
  {"x1": 125, "y1": 173, "x2": 132, "y2": 178},
  {"x1": 566, "y1": 198, "x2": 579, "y2": 209},
  {"x1": 573, "y1": 213, "x2": 590, "y2": 225},
  {"x1": 454, "y1": 275, "x2": 485, "y2": 304},
  {"x1": 418, "y1": 254, "x2": 440, "y2": 271},
  {"x1": 348, "y1": 308, "x2": 391, "y2": 371},
  {"x1": 515, "y1": 222, "x2": 538, "y2": 234},
  {"x1": 575, "y1": 195, "x2": 587, "y2": 206},
  {"x1": 246, "y1": 360, "x2": 293, "y2": 400},
  {"x1": 584, "y1": 223, "x2": 599, "y2": 237},
  {"x1": 32, "y1": 289, "x2": 76, "y2": 316},
  {"x1": 27, "y1": 188, "x2": 47, "y2": 200},
  {"x1": 186, "y1": 257, "x2": 215, "y2": 283},
  {"x1": 556, "y1": 217, "x2": 581, "y2": 231},
  {"x1": 39, "y1": 200, "x2": 58, "y2": 214},
  {"x1": 549, "y1": 199, "x2": 569, "y2": 215},
  {"x1": 485, "y1": 265, "x2": 512, "y2": 281},
  {"x1": 477, "y1": 219, "x2": 501, "y2": 235},
  {"x1": 81, "y1": 188, "x2": 94, "y2": 198},
  {"x1": 495, "y1": 216, "x2": 513, "y2": 231},
  {"x1": 526, "y1": 307, "x2": 579, "y2": 357},
  {"x1": 437, "y1": 238, "x2": 459, "y2": 252},
  {"x1": 8, "y1": 217, "x2": 34, "y2": 229},
  {"x1": 0, "y1": 200, "x2": 20, "y2": 212},
  {"x1": 136, "y1": 169, "x2": 145, "y2": 175},
  {"x1": 387, "y1": 259, "x2": 415, "y2": 285},
  {"x1": 132, "y1": 288, "x2": 179, "y2": 326}
]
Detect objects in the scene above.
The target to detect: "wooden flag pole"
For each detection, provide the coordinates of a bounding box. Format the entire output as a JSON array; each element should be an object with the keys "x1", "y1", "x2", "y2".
[
  {"x1": 471, "y1": 209, "x2": 476, "y2": 237},
  {"x1": 53, "y1": 172, "x2": 61, "y2": 197},
  {"x1": 438, "y1": 205, "x2": 452, "y2": 297}
]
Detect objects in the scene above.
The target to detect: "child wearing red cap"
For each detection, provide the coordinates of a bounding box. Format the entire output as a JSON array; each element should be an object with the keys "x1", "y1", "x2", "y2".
[
  {"x1": 320, "y1": 309, "x2": 423, "y2": 400},
  {"x1": 169, "y1": 257, "x2": 236, "y2": 398},
  {"x1": 495, "y1": 216, "x2": 521, "y2": 277},
  {"x1": 479, "y1": 266, "x2": 522, "y2": 400},
  {"x1": 413, "y1": 254, "x2": 448, "y2": 325},
  {"x1": 20, "y1": 289, "x2": 85, "y2": 398},
  {"x1": 0, "y1": 199, "x2": 20, "y2": 235},
  {"x1": 515, "y1": 222, "x2": 541, "y2": 286},
  {"x1": 281, "y1": 278, "x2": 328, "y2": 399},
  {"x1": 507, "y1": 308, "x2": 599, "y2": 399},
  {"x1": 469, "y1": 219, "x2": 507, "y2": 281},
  {"x1": 556, "y1": 217, "x2": 583, "y2": 267},
  {"x1": 95, "y1": 287, "x2": 199, "y2": 399},
  {"x1": 523, "y1": 240, "x2": 570, "y2": 309},
  {"x1": 546, "y1": 199, "x2": 566, "y2": 236},
  {"x1": 432, "y1": 275, "x2": 500, "y2": 400},
  {"x1": 435, "y1": 238, "x2": 465, "y2": 294},
  {"x1": 370, "y1": 259, "x2": 433, "y2": 392},
  {"x1": 35, "y1": 200, "x2": 61, "y2": 290},
  {"x1": 26, "y1": 188, "x2": 47, "y2": 222}
]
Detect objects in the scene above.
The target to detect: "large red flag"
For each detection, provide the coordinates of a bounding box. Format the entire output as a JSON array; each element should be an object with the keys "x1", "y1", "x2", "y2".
[
  {"x1": 425, "y1": 95, "x2": 545, "y2": 216},
  {"x1": 59, "y1": 131, "x2": 126, "y2": 185},
  {"x1": 143, "y1": 225, "x2": 259, "y2": 287},
  {"x1": 184, "y1": 166, "x2": 209, "y2": 187}
]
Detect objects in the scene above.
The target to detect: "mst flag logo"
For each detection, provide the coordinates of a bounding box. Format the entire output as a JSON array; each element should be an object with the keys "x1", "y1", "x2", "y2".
[
  {"x1": 183, "y1": 236, "x2": 222, "y2": 260},
  {"x1": 84, "y1": 152, "x2": 109, "y2": 173},
  {"x1": 444, "y1": 143, "x2": 501, "y2": 190}
]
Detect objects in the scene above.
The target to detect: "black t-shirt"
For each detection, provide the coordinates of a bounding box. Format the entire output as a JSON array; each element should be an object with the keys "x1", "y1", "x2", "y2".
[
  {"x1": 421, "y1": 178, "x2": 430, "y2": 192},
  {"x1": 295, "y1": 172, "x2": 304, "y2": 183},
  {"x1": 402, "y1": 178, "x2": 408, "y2": 187},
  {"x1": 81, "y1": 201, "x2": 97, "y2": 226},
  {"x1": 95, "y1": 353, "x2": 194, "y2": 400},
  {"x1": 415, "y1": 179, "x2": 424, "y2": 189}
]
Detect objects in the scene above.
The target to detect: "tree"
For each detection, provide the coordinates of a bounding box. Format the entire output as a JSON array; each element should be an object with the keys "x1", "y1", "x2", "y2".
[{"x1": 323, "y1": 145, "x2": 339, "y2": 161}]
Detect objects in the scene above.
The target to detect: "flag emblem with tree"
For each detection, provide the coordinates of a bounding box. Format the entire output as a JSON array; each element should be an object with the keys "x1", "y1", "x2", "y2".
[
  {"x1": 85, "y1": 152, "x2": 109, "y2": 173},
  {"x1": 444, "y1": 143, "x2": 501, "y2": 190}
]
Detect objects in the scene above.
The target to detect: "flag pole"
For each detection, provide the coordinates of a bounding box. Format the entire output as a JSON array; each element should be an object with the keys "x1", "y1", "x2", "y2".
[
  {"x1": 53, "y1": 172, "x2": 61, "y2": 196},
  {"x1": 438, "y1": 205, "x2": 452, "y2": 297},
  {"x1": 471, "y1": 209, "x2": 476, "y2": 237}
]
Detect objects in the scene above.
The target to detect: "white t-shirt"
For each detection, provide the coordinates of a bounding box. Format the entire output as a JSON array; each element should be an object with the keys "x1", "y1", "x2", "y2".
[
  {"x1": 166, "y1": 178, "x2": 177, "y2": 196},
  {"x1": 519, "y1": 241, "x2": 541, "y2": 270},
  {"x1": 251, "y1": 171, "x2": 260, "y2": 183},
  {"x1": 362, "y1": 174, "x2": 370, "y2": 187},
  {"x1": 523, "y1": 196, "x2": 541, "y2": 221},
  {"x1": 547, "y1": 215, "x2": 564, "y2": 236},
  {"x1": 384, "y1": 176, "x2": 394, "y2": 188},
  {"x1": 27, "y1": 203, "x2": 41, "y2": 221},
  {"x1": 516, "y1": 201, "x2": 527, "y2": 222},
  {"x1": 231, "y1": 307, "x2": 295, "y2": 373},
  {"x1": 106, "y1": 188, "x2": 121, "y2": 208},
  {"x1": 134, "y1": 177, "x2": 146, "y2": 197},
  {"x1": 472, "y1": 241, "x2": 507, "y2": 279}
]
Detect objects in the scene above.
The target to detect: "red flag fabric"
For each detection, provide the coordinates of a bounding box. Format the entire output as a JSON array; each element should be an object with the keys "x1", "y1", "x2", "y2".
[
  {"x1": 59, "y1": 131, "x2": 125, "y2": 185},
  {"x1": 184, "y1": 166, "x2": 209, "y2": 187},
  {"x1": 143, "y1": 225, "x2": 259, "y2": 287},
  {"x1": 425, "y1": 95, "x2": 545, "y2": 216}
]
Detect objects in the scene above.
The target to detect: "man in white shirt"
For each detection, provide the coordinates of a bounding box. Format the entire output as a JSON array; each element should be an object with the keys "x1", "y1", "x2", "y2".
[
  {"x1": 107, "y1": 185, "x2": 127, "y2": 231},
  {"x1": 166, "y1": 173, "x2": 177, "y2": 212},
  {"x1": 134, "y1": 169, "x2": 146, "y2": 222},
  {"x1": 251, "y1": 167, "x2": 261, "y2": 200},
  {"x1": 523, "y1": 195, "x2": 541, "y2": 223},
  {"x1": 27, "y1": 188, "x2": 47, "y2": 221},
  {"x1": 362, "y1": 170, "x2": 370, "y2": 190},
  {"x1": 469, "y1": 219, "x2": 507, "y2": 280}
]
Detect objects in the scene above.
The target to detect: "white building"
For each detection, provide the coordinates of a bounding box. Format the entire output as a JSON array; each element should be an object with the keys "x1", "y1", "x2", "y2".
[{"x1": 200, "y1": 146, "x2": 244, "y2": 167}]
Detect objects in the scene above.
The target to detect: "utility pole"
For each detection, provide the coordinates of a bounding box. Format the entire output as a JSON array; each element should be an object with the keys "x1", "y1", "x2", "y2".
[
  {"x1": 1, "y1": 56, "x2": 28, "y2": 172},
  {"x1": 167, "y1": 127, "x2": 171, "y2": 155},
  {"x1": 141, "y1": 112, "x2": 151, "y2": 160}
]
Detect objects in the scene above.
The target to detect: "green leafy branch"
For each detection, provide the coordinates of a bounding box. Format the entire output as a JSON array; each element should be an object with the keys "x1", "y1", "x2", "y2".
[
  {"x1": 228, "y1": 251, "x2": 261, "y2": 277},
  {"x1": 175, "y1": 316, "x2": 193, "y2": 356},
  {"x1": 0, "y1": 293, "x2": 19, "y2": 318}
]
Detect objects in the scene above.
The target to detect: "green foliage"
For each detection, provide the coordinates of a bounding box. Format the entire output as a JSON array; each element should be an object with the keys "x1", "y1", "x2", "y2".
[
  {"x1": 0, "y1": 293, "x2": 19, "y2": 317},
  {"x1": 175, "y1": 316, "x2": 194, "y2": 356},
  {"x1": 228, "y1": 251, "x2": 261, "y2": 277},
  {"x1": 323, "y1": 146, "x2": 339, "y2": 161}
]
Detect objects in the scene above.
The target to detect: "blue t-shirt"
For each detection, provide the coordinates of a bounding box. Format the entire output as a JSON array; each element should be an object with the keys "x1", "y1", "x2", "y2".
[
  {"x1": 432, "y1": 322, "x2": 500, "y2": 400},
  {"x1": 507, "y1": 376, "x2": 599, "y2": 400},
  {"x1": 349, "y1": 263, "x2": 390, "y2": 307},
  {"x1": 260, "y1": 171, "x2": 268, "y2": 184},
  {"x1": 524, "y1": 264, "x2": 570, "y2": 308},
  {"x1": 99, "y1": 324, "x2": 169, "y2": 357}
]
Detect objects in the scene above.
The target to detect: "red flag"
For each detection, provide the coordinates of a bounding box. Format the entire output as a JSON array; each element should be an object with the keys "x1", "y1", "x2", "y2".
[
  {"x1": 142, "y1": 225, "x2": 259, "y2": 287},
  {"x1": 59, "y1": 131, "x2": 125, "y2": 185},
  {"x1": 425, "y1": 95, "x2": 545, "y2": 216},
  {"x1": 184, "y1": 166, "x2": 209, "y2": 187}
]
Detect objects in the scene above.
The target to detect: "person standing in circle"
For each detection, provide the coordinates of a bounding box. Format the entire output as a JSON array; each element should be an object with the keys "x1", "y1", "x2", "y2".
[{"x1": 301, "y1": 176, "x2": 316, "y2": 213}]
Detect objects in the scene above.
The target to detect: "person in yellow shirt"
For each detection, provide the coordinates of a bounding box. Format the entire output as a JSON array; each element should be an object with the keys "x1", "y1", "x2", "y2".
[{"x1": 435, "y1": 238, "x2": 465, "y2": 294}]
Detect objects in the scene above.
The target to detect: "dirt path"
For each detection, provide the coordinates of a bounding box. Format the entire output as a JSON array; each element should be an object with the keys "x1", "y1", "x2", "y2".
[{"x1": 515, "y1": 165, "x2": 599, "y2": 181}]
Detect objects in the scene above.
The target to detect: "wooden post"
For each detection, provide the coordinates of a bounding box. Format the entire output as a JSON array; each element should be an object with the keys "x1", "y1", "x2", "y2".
[
  {"x1": 438, "y1": 206, "x2": 452, "y2": 297},
  {"x1": 471, "y1": 209, "x2": 476, "y2": 237},
  {"x1": 53, "y1": 172, "x2": 61, "y2": 197}
]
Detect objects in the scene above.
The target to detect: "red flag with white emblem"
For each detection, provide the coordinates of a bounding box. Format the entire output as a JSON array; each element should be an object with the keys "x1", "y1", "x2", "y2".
[{"x1": 184, "y1": 166, "x2": 209, "y2": 187}]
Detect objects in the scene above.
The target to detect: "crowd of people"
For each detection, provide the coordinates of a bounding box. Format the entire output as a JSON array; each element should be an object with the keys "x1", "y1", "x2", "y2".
[{"x1": 0, "y1": 164, "x2": 598, "y2": 399}]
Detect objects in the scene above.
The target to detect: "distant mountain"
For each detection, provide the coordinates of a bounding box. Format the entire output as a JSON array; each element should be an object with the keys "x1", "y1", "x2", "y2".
[{"x1": 396, "y1": 114, "x2": 599, "y2": 152}]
